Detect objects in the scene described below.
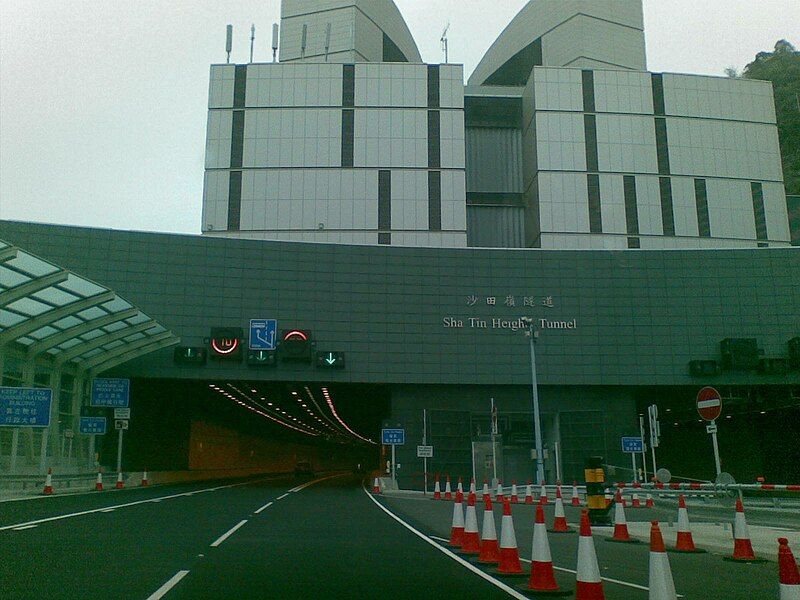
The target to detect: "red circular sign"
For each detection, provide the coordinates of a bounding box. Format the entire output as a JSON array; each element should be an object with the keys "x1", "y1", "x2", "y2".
[{"x1": 696, "y1": 387, "x2": 723, "y2": 421}]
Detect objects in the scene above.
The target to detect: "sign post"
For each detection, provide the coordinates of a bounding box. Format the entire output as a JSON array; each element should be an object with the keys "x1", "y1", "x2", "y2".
[
  {"x1": 647, "y1": 405, "x2": 660, "y2": 475},
  {"x1": 638, "y1": 415, "x2": 648, "y2": 482},
  {"x1": 381, "y1": 428, "x2": 405, "y2": 484},
  {"x1": 92, "y1": 379, "x2": 130, "y2": 475},
  {"x1": 697, "y1": 387, "x2": 723, "y2": 477},
  {"x1": 621, "y1": 437, "x2": 645, "y2": 483},
  {"x1": 422, "y1": 409, "x2": 427, "y2": 495}
]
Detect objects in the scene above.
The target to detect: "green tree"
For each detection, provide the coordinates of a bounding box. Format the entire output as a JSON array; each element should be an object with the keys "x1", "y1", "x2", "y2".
[{"x1": 742, "y1": 40, "x2": 800, "y2": 195}]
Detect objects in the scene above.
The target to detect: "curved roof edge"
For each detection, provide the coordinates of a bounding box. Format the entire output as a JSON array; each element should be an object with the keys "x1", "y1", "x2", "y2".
[{"x1": 469, "y1": 0, "x2": 645, "y2": 86}]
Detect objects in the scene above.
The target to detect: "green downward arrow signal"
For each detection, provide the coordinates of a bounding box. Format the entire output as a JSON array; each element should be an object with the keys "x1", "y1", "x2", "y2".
[{"x1": 326, "y1": 353, "x2": 336, "y2": 365}]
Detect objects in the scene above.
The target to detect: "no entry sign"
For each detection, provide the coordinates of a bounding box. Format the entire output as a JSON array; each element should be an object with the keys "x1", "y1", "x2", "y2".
[{"x1": 696, "y1": 387, "x2": 723, "y2": 421}]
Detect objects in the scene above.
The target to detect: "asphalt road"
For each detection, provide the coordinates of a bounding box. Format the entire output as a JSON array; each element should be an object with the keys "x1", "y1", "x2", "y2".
[
  {"x1": 0, "y1": 474, "x2": 514, "y2": 599},
  {"x1": 381, "y1": 494, "x2": 779, "y2": 599}
]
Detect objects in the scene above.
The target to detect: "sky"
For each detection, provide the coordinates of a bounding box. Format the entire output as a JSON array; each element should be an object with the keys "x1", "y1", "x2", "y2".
[{"x1": 1, "y1": 0, "x2": 798, "y2": 235}]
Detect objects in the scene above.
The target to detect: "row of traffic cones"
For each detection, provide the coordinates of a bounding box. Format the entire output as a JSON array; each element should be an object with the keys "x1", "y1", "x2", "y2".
[
  {"x1": 433, "y1": 476, "x2": 587, "y2": 506},
  {"x1": 42, "y1": 468, "x2": 149, "y2": 495}
]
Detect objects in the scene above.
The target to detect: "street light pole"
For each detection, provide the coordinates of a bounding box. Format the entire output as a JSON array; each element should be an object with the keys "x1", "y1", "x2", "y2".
[{"x1": 523, "y1": 319, "x2": 546, "y2": 486}]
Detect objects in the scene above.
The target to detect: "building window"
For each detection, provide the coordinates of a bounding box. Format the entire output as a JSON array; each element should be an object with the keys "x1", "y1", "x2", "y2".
[
  {"x1": 233, "y1": 65, "x2": 247, "y2": 109},
  {"x1": 584, "y1": 115, "x2": 598, "y2": 173},
  {"x1": 694, "y1": 179, "x2": 711, "y2": 237},
  {"x1": 342, "y1": 64, "x2": 355, "y2": 108},
  {"x1": 230, "y1": 110, "x2": 244, "y2": 169},
  {"x1": 654, "y1": 118, "x2": 670, "y2": 175},
  {"x1": 623, "y1": 175, "x2": 639, "y2": 236},
  {"x1": 651, "y1": 73, "x2": 665, "y2": 116},
  {"x1": 428, "y1": 65, "x2": 440, "y2": 109},
  {"x1": 659, "y1": 177, "x2": 675, "y2": 236},
  {"x1": 587, "y1": 174, "x2": 602, "y2": 233},
  {"x1": 751, "y1": 182, "x2": 768, "y2": 241},
  {"x1": 341, "y1": 109, "x2": 354, "y2": 168},
  {"x1": 428, "y1": 111, "x2": 440, "y2": 169},
  {"x1": 227, "y1": 171, "x2": 242, "y2": 231},
  {"x1": 581, "y1": 70, "x2": 595, "y2": 113},
  {"x1": 378, "y1": 170, "x2": 391, "y2": 245},
  {"x1": 628, "y1": 237, "x2": 641, "y2": 249},
  {"x1": 428, "y1": 171, "x2": 442, "y2": 231}
]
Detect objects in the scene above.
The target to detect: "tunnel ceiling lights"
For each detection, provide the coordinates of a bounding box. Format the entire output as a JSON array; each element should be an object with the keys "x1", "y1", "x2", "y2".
[
  {"x1": 215, "y1": 383, "x2": 320, "y2": 437},
  {"x1": 304, "y1": 386, "x2": 347, "y2": 435},
  {"x1": 321, "y1": 387, "x2": 376, "y2": 445}
]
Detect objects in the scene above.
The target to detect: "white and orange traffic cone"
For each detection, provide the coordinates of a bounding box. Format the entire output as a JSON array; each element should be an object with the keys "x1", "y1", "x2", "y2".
[
  {"x1": 540, "y1": 482, "x2": 549, "y2": 505},
  {"x1": 478, "y1": 497, "x2": 500, "y2": 565},
  {"x1": 470, "y1": 477, "x2": 476, "y2": 494},
  {"x1": 434, "y1": 477, "x2": 442, "y2": 500},
  {"x1": 526, "y1": 503, "x2": 571, "y2": 595},
  {"x1": 725, "y1": 498, "x2": 765, "y2": 562},
  {"x1": 482, "y1": 479, "x2": 491, "y2": 503},
  {"x1": 778, "y1": 538, "x2": 800, "y2": 599},
  {"x1": 95, "y1": 471, "x2": 103, "y2": 492},
  {"x1": 372, "y1": 477, "x2": 381, "y2": 494},
  {"x1": 460, "y1": 493, "x2": 481, "y2": 555},
  {"x1": 671, "y1": 495, "x2": 704, "y2": 553},
  {"x1": 576, "y1": 510, "x2": 605, "y2": 600},
  {"x1": 457, "y1": 476, "x2": 464, "y2": 494},
  {"x1": 141, "y1": 469, "x2": 149, "y2": 487},
  {"x1": 449, "y1": 491, "x2": 465, "y2": 547},
  {"x1": 649, "y1": 521, "x2": 677, "y2": 600},
  {"x1": 115, "y1": 471, "x2": 124, "y2": 489},
  {"x1": 510, "y1": 481, "x2": 519, "y2": 504},
  {"x1": 444, "y1": 475, "x2": 453, "y2": 501},
  {"x1": 646, "y1": 494, "x2": 655, "y2": 509},
  {"x1": 496, "y1": 480, "x2": 505, "y2": 502},
  {"x1": 495, "y1": 499, "x2": 526, "y2": 577},
  {"x1": 572, "y1": 481, "x2": 582, "y2": 507},
  {"x1": 609, "y1": 490, "x2": 637, "y2": 543},
  {"x1": 632, "y1": 493, "x2": 641, "y2": 508},
  {"x1": 551, "y1": 485, "x2": 570, "y2": 533},
  {"x1": 42, "y1": 468, "x2": 53, "y2": 495},
  {"x1": 525, "y1": 481, "x2": 534, "y2": 505}
]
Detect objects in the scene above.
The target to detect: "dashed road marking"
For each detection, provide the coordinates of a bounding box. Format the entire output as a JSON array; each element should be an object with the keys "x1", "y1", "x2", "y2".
[
  {"x1": 276, "y1": 493, "x2": 290, "y2": 501},
  {"x1": 146, "y1": 570, "x2": 190, "y2": 600},
  {"x1": 210, "y1": 519, "x2": 248, "y2": 548},
  {"x1": 254, "y1": 501, "x2": 273, "y2": 514}
]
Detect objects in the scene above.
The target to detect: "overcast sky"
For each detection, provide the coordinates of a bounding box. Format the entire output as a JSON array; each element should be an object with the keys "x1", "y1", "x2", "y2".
[{"x1": 1, "y1": 1, "x2": 797, "y2": 235}]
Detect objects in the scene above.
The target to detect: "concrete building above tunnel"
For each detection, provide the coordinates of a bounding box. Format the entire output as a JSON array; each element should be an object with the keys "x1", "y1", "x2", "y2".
[{"x1": 202, "y1": 0, "x2": 792, "y2": 250}]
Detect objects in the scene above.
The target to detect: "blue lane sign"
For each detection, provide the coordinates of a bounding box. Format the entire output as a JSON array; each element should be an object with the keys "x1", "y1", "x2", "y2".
[
  {"x1": 621, "y1": 436, "x2": 645, "y2": 453},
  {"x1": 0, "y1": 387, "x2": 52, "y2": 428},
  {"x1": 382, "y1": 428, "x2": 405, "y2": 445},
  {"x1": 91, "y1": 378, "x2": 130, "y2": 408},
  {"x1": 249, "y1": 319, "x2": 278, "y2": 350},
  {"x1": 79, "y1": 417, "x2": 107, "y2": 435}
]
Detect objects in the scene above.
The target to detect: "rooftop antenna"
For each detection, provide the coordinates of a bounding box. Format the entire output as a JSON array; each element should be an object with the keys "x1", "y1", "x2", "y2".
[
  {"x1": 249, "y1": 24, "x2": 255, "y2": 63},
  {"x1": 301, "y1": 24, "x2": 308, "y2": 58},
  {"x1": 324, "y1": 23, "x2": 332, "y2": 62},
  {"x1": 225, "y1": 24, "x2": 233, "y2": 64},
  {"x1": 272, "y1": 23, "x2": 279, "y2": 62},
  {"x1": 440, "y1": 22, "x2": 450, "y2": 64}
]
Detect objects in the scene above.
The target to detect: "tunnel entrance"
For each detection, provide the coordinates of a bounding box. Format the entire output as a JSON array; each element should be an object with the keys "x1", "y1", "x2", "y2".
[{"x1": 95, "y1": 379, "x2": 390, "y2": 475}]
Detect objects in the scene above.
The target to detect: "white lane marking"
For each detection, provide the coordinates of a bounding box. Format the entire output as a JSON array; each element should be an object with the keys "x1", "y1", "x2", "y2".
[
  {"x1": 254, "y1": 501, "x2": 273, "y2": 514},
  {"x1": 429, "y1": 535, "x2": 674, "y2": 596},
  {"x1": 146, "y1": 569, "x2": 190, "y2": 600},
  {"x1": 0, "y1": 477, "x2": 276, "y2": 533},
  {"x1": 276, "y1": 493, "x2": 290, "y2": 501},
  {"x1": 12, "y1": 525, "x2": 38, "y2": 531},
  {"x1": 363, "y1": 487, "x2": 529, "y2": 600},
  {"x1": 100, "y1": 508, "x2": 116, "y2": 513},
  {"x1": 210, "y1": 519, "x2": 248, "y2": 548},
  {"x1": 288, "y1": 473, "x2": 344, "y2": 493}
]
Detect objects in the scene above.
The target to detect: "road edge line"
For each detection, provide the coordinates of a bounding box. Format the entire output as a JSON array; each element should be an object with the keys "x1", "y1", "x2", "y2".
[
  {"x1": 362, "y1": 487, "x2": 529, "y2": 600},
  {"x1": 146, "y1": 570, "x2": 190, "y2": 600}
]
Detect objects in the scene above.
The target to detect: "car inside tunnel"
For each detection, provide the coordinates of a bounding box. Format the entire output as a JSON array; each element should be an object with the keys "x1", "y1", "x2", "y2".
[{"x1": 93, "y1": 379, "x2": 390, "y2": 475}]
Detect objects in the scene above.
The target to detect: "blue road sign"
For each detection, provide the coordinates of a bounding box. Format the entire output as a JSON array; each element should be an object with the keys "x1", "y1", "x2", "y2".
[
  {"x1": 79, "y1": 417, "x2": 107, "y2": 435},
  {"x1": 0, "y1": 387, "x2": 52, "y2": 428},
  {"x1": 621, "y1": 436, "x2": 645, "y2": 453},
  {"x1": 91, "y1": 378, "x2": 130, "y2": 408},
  {"x1": 381, "y1": 428, "x2": 405, "y2": 445},
  {"x1": 249, "y1": 319, "x2": 278, "y2": 350}
]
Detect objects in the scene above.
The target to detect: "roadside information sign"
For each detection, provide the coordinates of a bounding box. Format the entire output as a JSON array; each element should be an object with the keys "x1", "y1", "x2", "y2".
[
  {"x1": 115, "y1": 420, "x2": 129, "y2": 430},
  {"x1": 621, "y1": 436, "x2": 644, "y2": 453},
  {"x1": 80, "y1": 417, "x2": 107, "y2": 435},
  {"x1": 381, "y1": 428, "x2": 405, "y2": 445},
  {"x1": 0, "y1": 387, "x2": 52, "y2": 427},
  {"x1": 91, "y1": 379, "x2": 130, "y2": 408},
  {"x1": 696, "y1": 387, "x2": 723, "y2": 421},
  {"x1": 417, "y1": 445, "x2": 434, "y2": 458},
  {"x1": 114, "y1": 408, "x2": 131, "y2": 420}
]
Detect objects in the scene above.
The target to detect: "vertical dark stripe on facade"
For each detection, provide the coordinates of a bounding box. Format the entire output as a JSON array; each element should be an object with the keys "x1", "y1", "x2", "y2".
[
  {"x1": 584, "y1": 114, "x2": 598, "y2": 173},
  {"x1": 378, "y1": 170, "x2": 391, "y2": 245},
  {"x1": 342, "y1": 64, "x2": 355, "y2": 108},
  {"x1": 587, "y1": 174, "x2": 602, "y2": 233},
  {"x1": 751, "y1": 182, "x2": 768, "y2": 241},
  {"x1": 651, "y1": 73, "x2": 665, "y2": 116},
  {"x1": 233, "y1": 65, "x2": 247, "y2": 109},
  {"x1": 581, "y1": 70, "x2": 595, "y2": 113},
  {"x1": 628, "y1": 237, "x2": 641, "y2": 249},
  {"x1": 428, "y1": 171, "x2": 442, "y2": 231},
  {"x1": 230, "y1": 110, "x2": 245, "y2": 169},
  {"x1": 654, "y1": 118, "x2": 671, "y2": 175},
  {"x1": 659, "y1": 177, "x2": 675, "y2": 236},
  {"x1": 227, "y1": 171, "x2": 242, "y2": 231},
  {"x1": 623, "y1": 175, "x2": 639, "y2": 236},
  {"x1": 694, "y1": 179, "x2": 711, "y2": 237},
  {"x1": 427, "y1": 65, "x2": 440, "y2": 108},
  {"x1": 428, "y1": 110, "x2": 441, "y2": 169},
  {"x1": 341, "y1": 109, "x2": 354, "y2": 168}
]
